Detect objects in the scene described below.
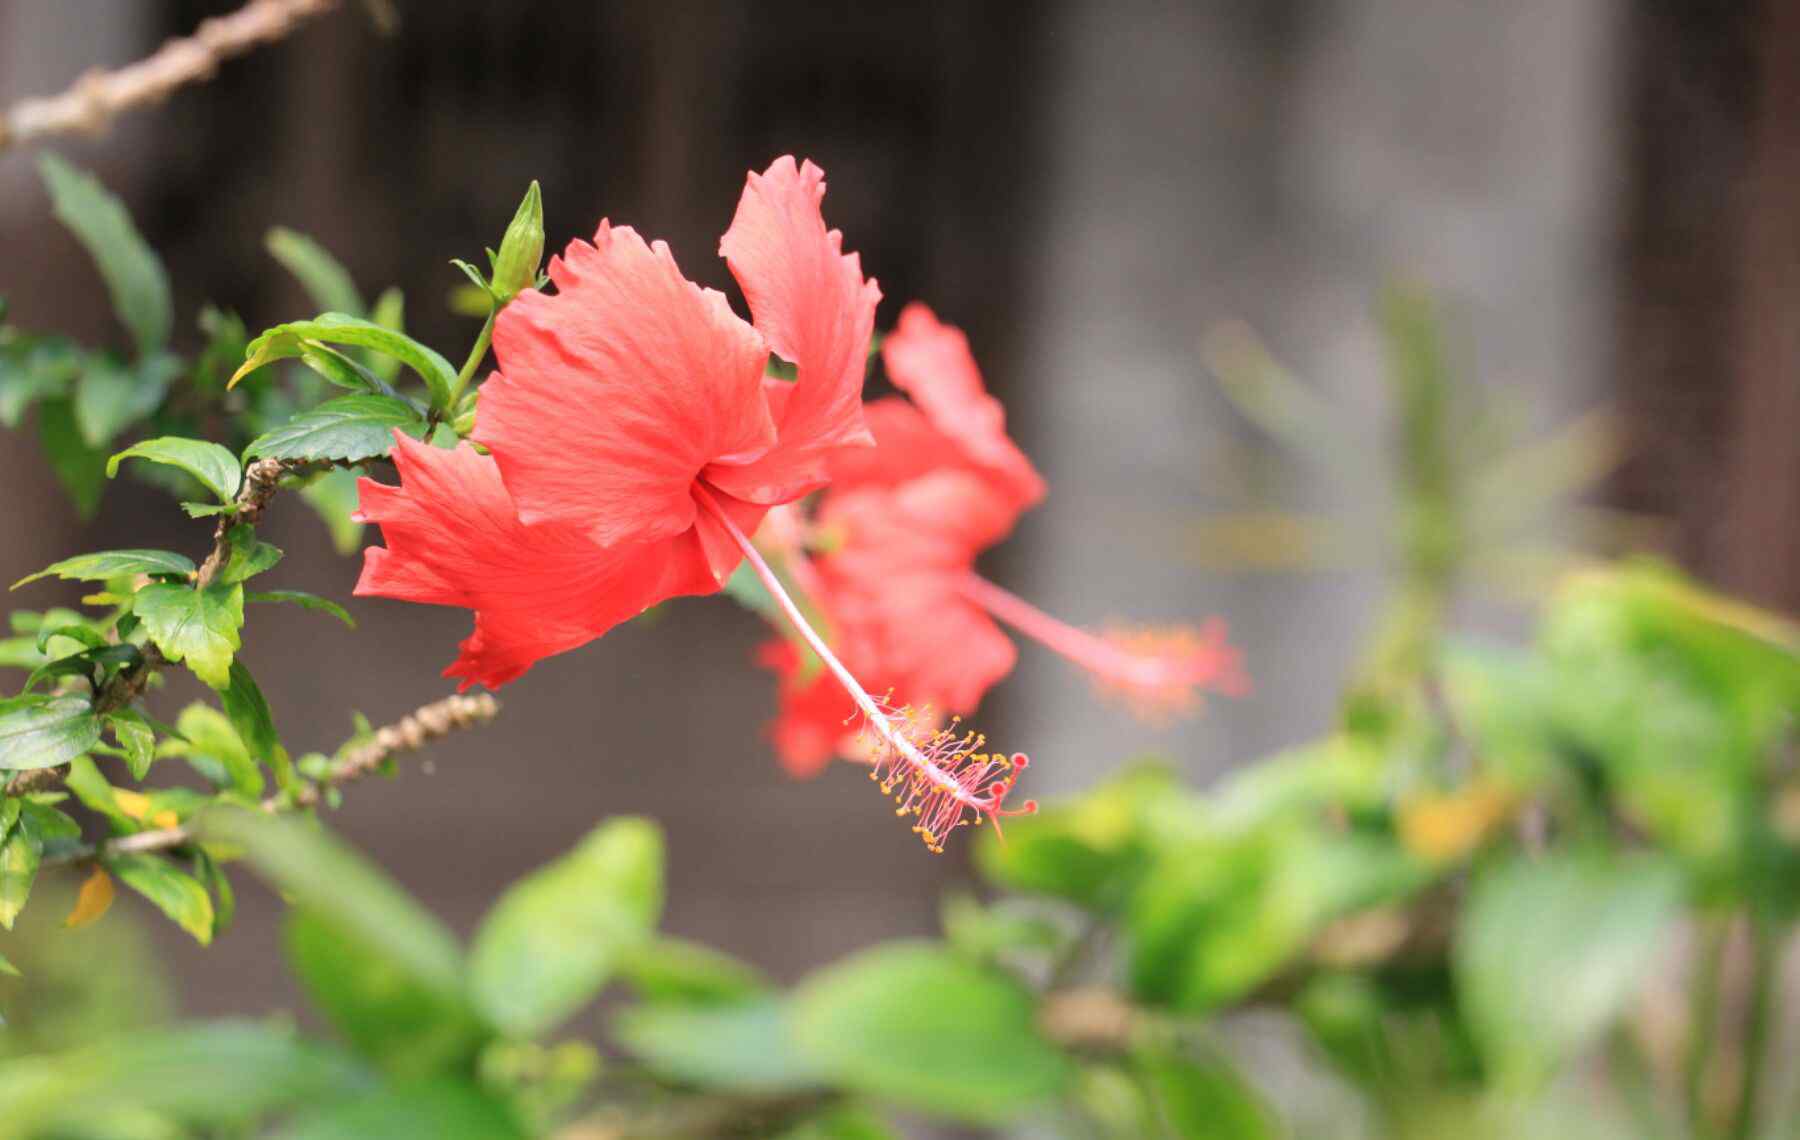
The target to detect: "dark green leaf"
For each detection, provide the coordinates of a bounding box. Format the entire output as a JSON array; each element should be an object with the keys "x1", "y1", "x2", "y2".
[
  {"x1": 22, "y1": 652, "x2": 95, "y2": 695},
  {"x1": 39, "y1": 155, "x2": 172, "y2": 357},
  {"x1": 220, "y1": 524, "x2": 284, "y2": 584},
  {"x1": 1456, "y1": 855, "x2": 1682, "y2": 1090},
  {"x1": 266, "y1": 227, "x2": 364, "y2": 317},
  {"x1": 0, "y1": 694, "x2": 100, "y2": 771},
  {"x1": 107, "y1": 436, "x2": 241, "y2": 503},
  {"x1": 279, "y1": 1081, "x2": 526, "y2": 1140},
  {"x1": 204, "y1": 809, "x2": 464, "y2": 1001},
  {"x1": 469, "y1": 817, "x2": 664, "y2": 1037},
  {"x1": 220, "y1": 660, "x2": 280, "y2": 764},
  {"x1": 234, "y1": 315, "x2": 456, "y2": 410},
  {"x1": 73, "y1": 353, "x2": 177, "y2": 447},
  {"x1": 792, "y1": 943, "x2": 1073, "y2": 1123},
  {"x1": 37, "y1": 398, "x2": 108, "y2": 517},
  {"x1": 615, "y1": 997, "x2": 825, "y2": 1093},
  {"x1": 246, "y1": 394, "x2": 425, "y2": 463},
  {"x1": 286, "y1": 909, "x2": 489, "y2": 1079},
  {"x1": 107, "y1": 853, "x2": 214, "y2": 945},
  {"x1": 294, "y1": 342, "x2": 398, "y2": 395},
  {"x1": 247, "y1": 589, "x2": 356, "y2": 628},
  {"x1": 104, "y1": 710, "x2": 156, "y2": 780},
  {"x1": 133, "y1": 582, "x2": 243, "y2": 689},
  {"x1": 13, "y1": 548, "x2": 195, "y2": 590},
  {"x1": 0, "y1": 825, "x2": 42, "y2": 929}
]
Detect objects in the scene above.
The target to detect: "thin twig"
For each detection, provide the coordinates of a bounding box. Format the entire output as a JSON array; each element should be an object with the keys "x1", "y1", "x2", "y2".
[
  {"x1": 0, "y1": 0, "x2": 342, "y2": 154},
  {"x1": 58, "y1": 692, "x2": 500, "y2": 862}
]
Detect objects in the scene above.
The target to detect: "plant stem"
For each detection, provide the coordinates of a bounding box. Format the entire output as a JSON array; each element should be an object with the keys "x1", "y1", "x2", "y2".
[
  {"x1": 445, "y1": 308, "x2": 496, "y2": 413},
  {"x1": 1729, "y1": 918, "x2": 1780, "y2": 1140},
  {"x1": 1689, "y1": 916, "x2": 1730, "y2": 1139}
]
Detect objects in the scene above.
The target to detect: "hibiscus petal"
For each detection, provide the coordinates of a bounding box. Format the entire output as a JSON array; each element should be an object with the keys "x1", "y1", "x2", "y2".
[
  {"x1": 356, "y1": 434, "x2": 719, "y2": 690},
  {"x1": 825, "y1": 397, "x2": 954, "y2": 490},
  {"x1": 881, "y1": 302, "x2": 1045, "y2": 510},
  {"x1": 476, "y1": 221, "x2": 776, "y2": 545},
  {"x1": 710, "y1": 157, "x2": 880, "y2": 505}
]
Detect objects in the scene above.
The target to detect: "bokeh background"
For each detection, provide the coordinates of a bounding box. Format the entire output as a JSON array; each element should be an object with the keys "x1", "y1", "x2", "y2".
[{"x1": 0, "y1": 0, "x2": 1795, "y2": 1055}]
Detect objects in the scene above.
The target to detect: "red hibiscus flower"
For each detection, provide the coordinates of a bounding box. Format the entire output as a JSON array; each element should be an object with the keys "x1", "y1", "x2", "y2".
[{"x1": 356, "y1": 156, "x2": 879, "y2": 688}]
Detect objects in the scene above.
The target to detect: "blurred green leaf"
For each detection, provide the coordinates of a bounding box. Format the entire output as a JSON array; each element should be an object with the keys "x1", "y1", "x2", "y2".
[
  {"x1": 0, "y1": 694, "x2": 100, "y2": 771},
  {"x1": 104, "y1": 709, "x2": 155, "y2": 780},
  {"x1": 39, "y1": 155, "x2": 172, "y2": 358},
  {"x1": 266, "y1": 227, "x2": 365, "y2": 317},
  {"x1": 73, "y1": 354, "x2": 177, "y2": 448},
  {"x1": 615, "y1": 997, "x2": 825, "y2": 1093},
  {"x1": 247, "y1": 589, "x2": 356, "y2": 629},
  {"x1": 246, "y1": 394, "x2": 425, "y2": 463},
  {"x1": 0, "y1": 341, "x2": 79, "y2": 429},
  {"x1": 107, "y1": 854, "x2": 214, "y2": 946},
  {"x1": 469, "y1": 817, "x2": 664, "y2": 1037},
  {"x1": 297, "y1": 467, "x2": 366, "y2": 555},
  {"x1": 792, "y1": 943, "x2": 1073, "y2": 1123},
  {"x1": 1133, "y1": 1047, "x2": 1278, "y2": 1140},
  {"x1": 38, "y1": 398, "x2": 108, "y2": 517},
  {"x1": 286, "y1": 908, "x2": 488, "y2": 1079},
  {"x1": 234, "y1": 315, "x2": 456, "y2": 411},
  {"x1": 133, "y1": 582, "x2": 243, "y2": 689},
  {"x1": 0, "y1": 1022, "x2": 369, "y2": 1140},
  {"x1": 163, "y1": 702, "x2": 261, "y2": 796},
  {"x1": 13, "y1": 548, "x2": 195, "y2": 590},
  {"x1": 619, "y1": 936, "x2": 769, "y2": 1005},
  {"x1": 0, "y1": 825, "x2": 42, "y2": 930},
  {"x1": 775, "y1": 1106, "x2": 900, "y2": 1140},
  {"x1": 279, "y1": 1081, "x2": 526, "y2": 1140},
  {"x1": 107, "y1": 436, "x2": 242, "y2": 504},
  {"x1": 1455, "y1": 855, "x2": 1682, "y2": 1090},
  {"x1": 205, "y1": 810, "x2": 465, "y2": 1001}
]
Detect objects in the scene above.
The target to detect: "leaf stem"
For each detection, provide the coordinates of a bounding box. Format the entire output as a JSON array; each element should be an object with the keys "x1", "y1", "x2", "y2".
[{"x1": 445, "y1": 308, "x2": 495, "y2": 414}]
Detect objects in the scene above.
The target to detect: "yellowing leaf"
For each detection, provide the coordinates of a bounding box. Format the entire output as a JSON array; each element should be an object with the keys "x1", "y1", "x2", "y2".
[
  {"x1": 111, "y1": 789, "x2": 179, "y2": 829},
  {"x1": 1398, "y1": 783, "x2": 1515, "y2": 864},
  {"x1": 66, "y1": 866, "x2": 115, "y2": 927}
]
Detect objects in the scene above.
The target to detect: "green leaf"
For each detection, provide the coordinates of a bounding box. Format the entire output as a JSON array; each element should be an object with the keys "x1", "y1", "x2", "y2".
[
  {"x1": 367, "y1": 288, "x2": 407, "y2": 384},
  {"x1": 234, "y1": 315, "x2": 457, "y2": 411},
  {"x1": 37, "y1": 398, "x2": 108, "y2": 518},
  {"x1": 266, "y1": 227, "x2": 365, "y2": 317},
  {"x1": 133, "y1": 582, "x2": 243, "y2": 689},
  {"x1": 246, "y1": 394, "x2": 425, "y2": 463},
  {"x1": 195, "y1": 847, "x2": 235, "y2": 939},
  {"x1": 293, "y1": 342, "x2": 398, "y2": 396},
  {"x1": 0, "y1": 949, "x2": 17, "y2": 977},
  {"x1": 247, "y1": 589, "x2": 356, "y2": 629},
  {"x1": 1133, "y1": 1048, "x2": 1278, "y2": 1140},
  {"x1": 0, "y1": 340, "x2": 80, "y2": 428},
  {"x1": 104, "y1": 710, "x2": 156, "y2": 780},
  {"x1": 286, "y1": 909, "x2": 489, "y2": 1079},
  {"x1": 297, "y1": 466, "x2": 366, "y2": 555},
  {"x1": 73, "y1": 353, "x2": 178, "y2": 447},
  {"x1": 469, "y1": 817, "x2": 664, "y2": 1037},
  {"x1": 1456, "y1": 855, "x2": 1683, "y2": 1090},
  {"x1": 0, "y1": 825, "x2": 43, "y2": 929},
  {"x1": 13, "y1": 547, "x2": 195, "y2": 590},
  {"x1": 0, "y1": 1022, "x2": 371, "y2": 1137},
  {"x1": 107, "y1": 436, "x2": 242, "y2": 503},
  {"x1": 220, "y1": 660, "x2": 280, "y2": 765},
  {"x1": 775, "y1": 1107, "x2": 900, "y2": 1140},
  {"x1": 39, "y1": 155, "x2": 172, "y2": 357},
  {"x1": 204, "y1": 809, "x2": 465, "y2": 1001},
  {"x1": 107, "y1": 853, "x2": 215, "y2": 945},
  {"x1": 279, "y1": 1081, "x2": 527, "y2": 1140},
  {"x1": 164, "y1": 703, "x2": 261, "y2": 796},
  {"x1": 615, "y1": 997, "x2": 825, "y2": 1093},
  {"x1": 0, "y1": 694, "x2": 101, "y2": 771},
  {"x1": 219, "y1": 524, "x2": 284, "y2": 584},
  {"x1": 620, "y1": 936, "x2": 770, "y2": 1005},
  {"x1": 792, "y1": 943, "x2": 1073, "y2": 1123}
]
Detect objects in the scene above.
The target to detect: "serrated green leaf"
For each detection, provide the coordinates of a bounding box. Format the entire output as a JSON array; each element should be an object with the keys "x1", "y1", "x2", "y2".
[
  {"x1": 37, "y1": 398, "x2": 107, "y2": 518},
  {"x1": 203, "y1": 809, "x2": 464, "y2": 1001},
  {"x1": 107, "y1": 853, "x2": 215, "y2": 945},
  {"x1": 0, "y1": 826, "x2": 43, "y2": 929},
  {"x1": 247, "y1": 589, "x2": 356, "y2": 629},
  {"x1": 164, "y1": 703, "x2": 261, "y2": 796},
  {"x1": 219, "y1": 524, "x2": 283, "y2": 584},
  {"x1": 0, "y1": 694, "x2": 100, "y2": 771},
  {"x1": 233, "y1": 315, "x2": 456, "y2": 410},
  {"x1": 792, "y1": 944, "x2": 1073, "y2": 1123},
  {"x1": 246, "y1": 394, "x2": 424, "y2": 463},
  {"x1": 13, "y1": 548, "x2": 195, "y2": 590},
  {"x1": 469, "y1": 818, "x2": 663, "y2": 1037},
  {"x1": 73, "y1": 353, "x2": 177, "y2": 447},
  {"x1": 266, "y1": 227, "x2": 364, "y2": 317},
  {"x1": 133, "y1": 582, "x2": 243, "y2": 689},
  {"x1": 107, "y1": 437, "x2": 241, "y2": 503},
  {"x1": 39, "y1": 155, "x2": 172, "y2": 357},
  {"x1": 105, "y1": 709, "x2": 156, "y2": 780},
  {"x1": 615, "y1": 998, "x2": 824, "y2": 1093},
  {"x1": 220, "y1": 660, "x2": 280, "y2": 765}
]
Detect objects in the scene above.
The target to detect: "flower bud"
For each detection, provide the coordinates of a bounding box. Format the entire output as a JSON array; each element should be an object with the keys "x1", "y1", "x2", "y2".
[{"x1": 490, "y1": 180, "x2": 544, "y2": 304}]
